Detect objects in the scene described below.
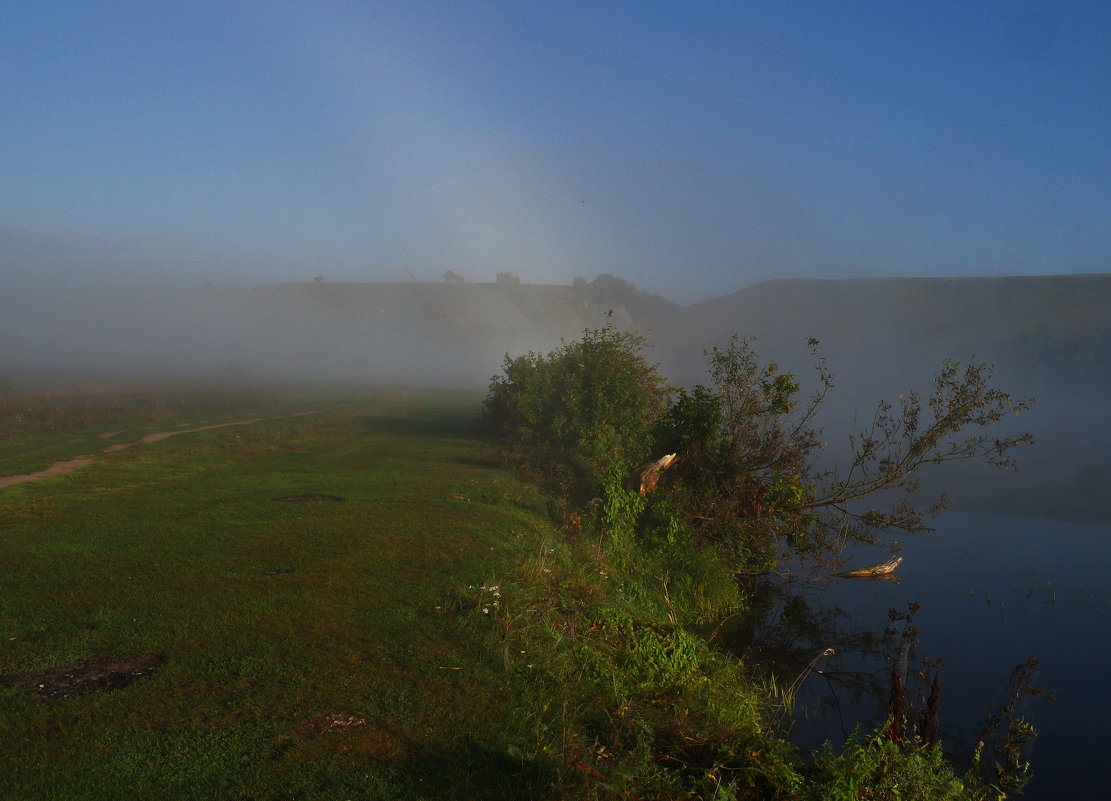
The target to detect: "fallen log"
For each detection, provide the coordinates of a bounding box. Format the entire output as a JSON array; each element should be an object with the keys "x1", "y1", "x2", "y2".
[{"x1": 836, "y1": 555, "x2": 903, "y2": 579}]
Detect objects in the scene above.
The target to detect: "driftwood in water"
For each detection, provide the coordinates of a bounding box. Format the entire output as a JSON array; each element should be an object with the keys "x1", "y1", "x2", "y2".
[
  {"x1": 628, "y1": 453, "x2": 679, "y2": 495},
  {"x1": 836, "y1": 555, "x2": 903, "y2": 579}
]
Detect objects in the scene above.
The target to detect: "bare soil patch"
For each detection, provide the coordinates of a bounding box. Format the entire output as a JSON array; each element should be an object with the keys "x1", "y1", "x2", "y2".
[
  {"x1": 0, "y1": 456, "x2": 94, "y2": 489},
  {"x1": 1, "y1": 653, "x2": 162, "y2": 699}
]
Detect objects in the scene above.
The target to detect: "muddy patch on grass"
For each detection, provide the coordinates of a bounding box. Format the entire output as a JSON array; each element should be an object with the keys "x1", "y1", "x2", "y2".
[
  {"x1": 273, "y1": 494, "x2": 345, "y2": 503},
  {"x1": 1, "y1": 653, "x2": 162, "y2": 699}
]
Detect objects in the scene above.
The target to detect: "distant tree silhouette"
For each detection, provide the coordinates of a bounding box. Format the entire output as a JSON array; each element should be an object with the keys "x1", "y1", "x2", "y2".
[
  {"x1": 442, "y1": 270, "x2": 465, "y2": 283},
  {"x1": 587, "y1": 274, "x2": 676, "y2": 317}
]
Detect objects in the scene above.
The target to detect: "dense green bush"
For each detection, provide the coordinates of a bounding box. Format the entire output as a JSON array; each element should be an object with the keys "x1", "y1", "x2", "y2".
[
  {"x1": 488, "y1": 327, "x2": 1031, "y2": 571},
  {"x1": 650, "y1": 338, "x2": 817, "y2": 569},
  {"x1": 483, "y1": 322, "x2": 670, "y2": 504}
]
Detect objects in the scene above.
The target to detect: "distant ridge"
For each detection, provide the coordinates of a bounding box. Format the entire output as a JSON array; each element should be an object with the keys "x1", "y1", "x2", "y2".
[
  {"x1": 2, "y1": 272, "x2": 1108, "y2": 394},
  {"x1": 0, "y1": 277, "x2": 672, "y2": 387},
  {"x1": 648, "y1": 273, "x2": 1111, "y2": 394}
]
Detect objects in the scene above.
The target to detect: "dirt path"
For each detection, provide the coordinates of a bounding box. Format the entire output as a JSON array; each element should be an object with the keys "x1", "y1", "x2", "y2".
[{"x1": 0, "y1": 405, "x2": 348, "y2": 490}]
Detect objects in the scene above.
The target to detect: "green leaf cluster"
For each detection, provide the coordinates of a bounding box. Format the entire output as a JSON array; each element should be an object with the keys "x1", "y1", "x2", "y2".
[{"x1": 810, "y1": 733, "x2": 968, "y2": 801}]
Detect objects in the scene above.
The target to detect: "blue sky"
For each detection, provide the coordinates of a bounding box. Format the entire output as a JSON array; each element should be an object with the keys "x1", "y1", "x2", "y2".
[{"x1": 1, "y1": 1, "x2": 1108, "y2": 301}]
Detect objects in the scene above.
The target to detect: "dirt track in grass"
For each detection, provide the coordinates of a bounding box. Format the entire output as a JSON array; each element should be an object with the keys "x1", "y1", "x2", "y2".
[{"x1": 0, "y1": 405, "x2": 348, "y2": 490}]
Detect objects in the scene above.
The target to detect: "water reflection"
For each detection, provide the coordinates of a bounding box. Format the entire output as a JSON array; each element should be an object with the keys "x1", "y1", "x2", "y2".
[
  {"x1": 712, "y1": 576, "x2": 911, "y2": 745},
  {"x1": 710, "y1": 513, "x2": 1111, "y2": 799}
]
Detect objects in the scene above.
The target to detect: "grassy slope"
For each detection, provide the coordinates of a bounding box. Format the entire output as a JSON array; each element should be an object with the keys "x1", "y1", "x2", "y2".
[{"x1": 0, "y1": 388, "x2": 552, "y2": 800}]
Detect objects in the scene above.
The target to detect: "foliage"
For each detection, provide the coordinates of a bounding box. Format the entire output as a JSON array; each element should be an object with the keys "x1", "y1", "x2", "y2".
[
  {"x1": 808, "y1": 356, "x2": 1033, "y2": 543},
  {"x1": 483, "y1": 322, "x2": 670, "y2": 504},
  {"x1": 966, "y1": 657, "x2": 1048, "y2": 800},
  {"x1": 487, "y1": 526, "x2": 808, "y2": 800},
  {"x1": 809, "y1": 733, "x2": 968, "y2": 801},
  {"x1": 477, "y1": 487, "x2": 1022, "y2": 801},
  {"x1": 651, "y1": 337, "x2": 1034, "y2": 567},
  {"x1": 652, "y1": 338, "x2": 820, "y2": 566},
  {"x1": 479, "y1": 326, "x2": 1036, "y2": 798}
]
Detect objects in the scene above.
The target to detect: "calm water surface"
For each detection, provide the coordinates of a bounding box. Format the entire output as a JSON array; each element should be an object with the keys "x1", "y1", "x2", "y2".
[{"x1": 720, "y1": 513, "x2": 1111, "y2": 799}]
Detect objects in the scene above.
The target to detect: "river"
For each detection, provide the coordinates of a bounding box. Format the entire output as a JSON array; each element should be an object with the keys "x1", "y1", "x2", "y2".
[{"x1": 716, "y1": 512, "x2": 1111, "y2": 798}]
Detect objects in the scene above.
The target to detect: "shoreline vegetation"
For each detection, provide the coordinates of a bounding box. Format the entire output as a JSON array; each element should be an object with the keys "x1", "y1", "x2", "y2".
[
  {"x1": 0, "y1": 364, "x2": 1038, "y2": 799},
  {"x1": 478, "y1": 323, "x2": 1039, "y2": 799}
]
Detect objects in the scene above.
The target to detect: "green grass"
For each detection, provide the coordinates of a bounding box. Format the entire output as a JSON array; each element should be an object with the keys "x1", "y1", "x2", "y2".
[
  {"x1": 0, "y1": 383, "x2": 1007, "y2": 800},
  {"x1": 0, "y1": 386, "x2": 552, "y2": 800},
  {"x1": 0, "y1": 382, "x2": 365, "y2": 475}
]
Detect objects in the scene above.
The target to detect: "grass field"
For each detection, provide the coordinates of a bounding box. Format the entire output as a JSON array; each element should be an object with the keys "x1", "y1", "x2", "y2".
[
  {"x1": 1, "y1": 382, "x2": 1002, "y2": 800},
  {"x1": 1, "y1": 386, "x2": 553, "y2": 800}
]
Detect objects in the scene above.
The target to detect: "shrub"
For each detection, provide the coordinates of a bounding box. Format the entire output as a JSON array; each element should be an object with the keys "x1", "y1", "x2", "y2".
[
  {"x1": 810, "y1": 733, "x2": 968, "y2": 801},
  {"x1": 483, "y1": 322, "x2": 670, "y2": 504},
  {"x1": 487, "y1": 328, "x2": 1032, "y2": 571},
  {"x1": 650, "y1": 337, "x2": 1033, "y2": 569}
]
